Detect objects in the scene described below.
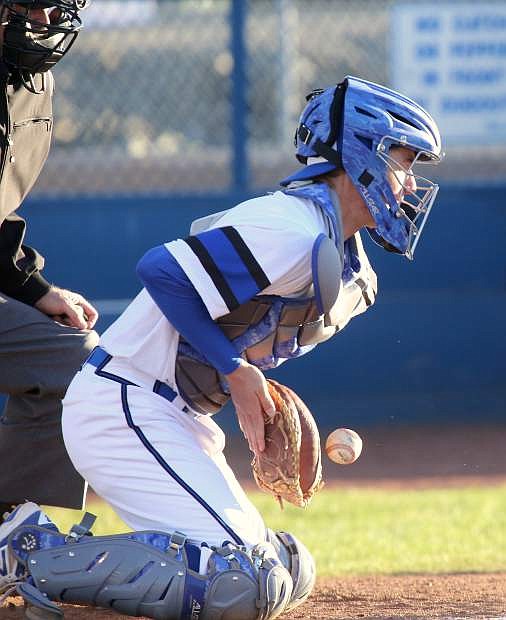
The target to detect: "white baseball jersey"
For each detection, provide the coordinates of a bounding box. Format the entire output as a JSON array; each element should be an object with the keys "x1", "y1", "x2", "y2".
[{"x1": 62, "y1": 190, "x2": 376, "y2": 550}]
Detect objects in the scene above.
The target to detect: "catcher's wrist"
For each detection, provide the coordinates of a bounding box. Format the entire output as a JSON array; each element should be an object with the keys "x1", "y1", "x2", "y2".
[{"x1": 225, "y1": 357, "x2": 248, "y2": 377}]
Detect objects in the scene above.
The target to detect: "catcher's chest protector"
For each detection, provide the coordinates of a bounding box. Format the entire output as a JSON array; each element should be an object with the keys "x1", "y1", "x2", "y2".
[{"x1": 176, "y1": 185, "x2": 377, "y2": 415}]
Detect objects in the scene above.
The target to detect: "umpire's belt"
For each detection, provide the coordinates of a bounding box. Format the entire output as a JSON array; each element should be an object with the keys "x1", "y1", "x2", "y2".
[{"x1": 84, "y1": 346, "x2": 190, "y2": 412}]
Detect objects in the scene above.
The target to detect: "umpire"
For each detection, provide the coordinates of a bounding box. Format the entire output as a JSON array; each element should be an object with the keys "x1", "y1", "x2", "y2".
[{"x1": 0, "y1": 0, "x2": 98, "y2": 521}]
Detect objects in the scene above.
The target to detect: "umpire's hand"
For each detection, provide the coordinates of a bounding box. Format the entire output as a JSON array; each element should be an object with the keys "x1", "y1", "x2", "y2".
[{"x1": 35, "y1": 286, "x2": 99, "y2": 330}]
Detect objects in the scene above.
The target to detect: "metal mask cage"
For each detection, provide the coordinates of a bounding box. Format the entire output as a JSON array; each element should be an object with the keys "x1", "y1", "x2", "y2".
[
  {"x1": 376, "y1": 135, "x2": 441, "y2": 259},
  {"x1": 2, "y1": 2, "x2": 83, "y2": 32},
  {"x1": 1, "y1": 2, "x2": 83, "y2": 78},
  {"x1": 2, "y1": 4, "x2": 82, "y2": 38}
]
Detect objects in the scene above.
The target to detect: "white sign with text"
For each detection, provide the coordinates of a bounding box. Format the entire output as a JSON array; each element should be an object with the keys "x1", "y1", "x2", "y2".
[{"x1": 391, "y1": 3, "x2": 506, "y2": 145}]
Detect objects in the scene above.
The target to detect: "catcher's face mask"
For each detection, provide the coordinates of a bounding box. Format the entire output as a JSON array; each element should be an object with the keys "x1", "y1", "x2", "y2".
[
  {"x1": 368, "y1": 139, "x2": 441, "y2": 259},
  {"x1": 1, "y1": 0, "x2": 87, "y2": 77}
]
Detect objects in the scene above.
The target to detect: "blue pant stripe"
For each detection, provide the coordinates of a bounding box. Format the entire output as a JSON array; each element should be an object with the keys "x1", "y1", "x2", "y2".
[{"x1": 119, "y1": 384, "x2": 244, "y2": 547}]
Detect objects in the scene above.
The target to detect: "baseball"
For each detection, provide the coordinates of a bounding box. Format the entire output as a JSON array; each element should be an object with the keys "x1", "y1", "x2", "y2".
[{"x1": 325, "y1": 428, "x2": 363, "y2": 464}]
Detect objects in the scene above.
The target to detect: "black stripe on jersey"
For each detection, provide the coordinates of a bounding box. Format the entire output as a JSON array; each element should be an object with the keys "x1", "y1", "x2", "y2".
[
  {"x1": 184, "y1": 236, "x2": 239, "y2": 311},
  {"x1": 221, "y1": 226, "x2": 271, "y2": 290},
  {"x1": 356, "y1": 277, "x2": 373, "y2": 306}
]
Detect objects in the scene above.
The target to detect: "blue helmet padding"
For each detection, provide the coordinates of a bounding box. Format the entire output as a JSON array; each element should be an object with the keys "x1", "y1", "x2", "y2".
[{"x1": 279, "y1": 161, "x2": 337, "y2": 187}]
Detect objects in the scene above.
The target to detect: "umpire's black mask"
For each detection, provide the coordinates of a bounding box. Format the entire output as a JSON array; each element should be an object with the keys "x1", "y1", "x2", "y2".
[{"x1": 1, "y1": 0, "x2": 87, "y2": 76}]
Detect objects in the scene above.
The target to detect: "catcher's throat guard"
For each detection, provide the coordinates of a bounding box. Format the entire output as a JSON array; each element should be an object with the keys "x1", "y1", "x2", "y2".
[{"x1": 7, "y1": 518, "x2": 294, "y2": 620}]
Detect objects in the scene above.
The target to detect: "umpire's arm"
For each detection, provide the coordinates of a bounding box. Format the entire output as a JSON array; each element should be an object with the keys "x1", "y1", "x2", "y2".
[
  {"x1": 0, "y1": 214, "x2": 98, "y2": 329},
  {"x1": 0, "y1": 213, "x2": 51, "y2": 305}
]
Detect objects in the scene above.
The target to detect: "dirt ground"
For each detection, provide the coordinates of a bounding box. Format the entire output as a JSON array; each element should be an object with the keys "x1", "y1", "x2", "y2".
[
  {"x1": 1, "y1": 424, "x2": 505, "y2": 620},
  {"x1": 2, "y1": 575, "x2": 505, "y2": 620}
]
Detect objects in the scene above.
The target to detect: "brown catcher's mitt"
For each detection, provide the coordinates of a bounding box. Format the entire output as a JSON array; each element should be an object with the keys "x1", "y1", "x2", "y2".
[{"x1": 251, "y1": 379, "x2": 323, "y2": 508}]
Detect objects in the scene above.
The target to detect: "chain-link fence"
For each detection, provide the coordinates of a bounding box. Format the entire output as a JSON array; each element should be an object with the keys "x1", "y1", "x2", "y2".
[{"x1": 33, "y1": 0, "x2": 506, "y2": 197}]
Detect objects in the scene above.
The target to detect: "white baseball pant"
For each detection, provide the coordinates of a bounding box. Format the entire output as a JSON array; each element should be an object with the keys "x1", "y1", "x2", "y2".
[{"x1": 62, "y1": 352, "x2": 266, "y2": 549}]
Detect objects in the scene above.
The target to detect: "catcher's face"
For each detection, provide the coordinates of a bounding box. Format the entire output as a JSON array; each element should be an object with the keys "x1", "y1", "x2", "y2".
[{"x1": 386, "y1": 146, "x2": 418, "y2": 206}]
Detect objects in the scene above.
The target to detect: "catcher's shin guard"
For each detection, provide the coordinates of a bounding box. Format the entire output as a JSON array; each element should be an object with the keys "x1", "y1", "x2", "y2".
[
  {"x1": 8, "y1": 519, "x2": 293, "y2": 620},
  {"x1": 266, "y1": 529, "x2": 316, "y2": 612}
]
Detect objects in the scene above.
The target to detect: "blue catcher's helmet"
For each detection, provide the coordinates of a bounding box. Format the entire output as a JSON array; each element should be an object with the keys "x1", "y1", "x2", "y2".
[{"x1": 280, "y1": 76, "x2": 443, "y2": 259}]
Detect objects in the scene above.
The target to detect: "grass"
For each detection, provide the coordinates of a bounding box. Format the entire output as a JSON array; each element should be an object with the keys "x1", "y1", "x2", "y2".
[{"x1": 44, "y1": 484, "x2": 506, "y2": 577}]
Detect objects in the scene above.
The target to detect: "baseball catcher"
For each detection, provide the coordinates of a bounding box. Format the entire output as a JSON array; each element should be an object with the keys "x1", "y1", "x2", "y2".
[{"x1": 0, "y1": 75, "x2": 442, "y2": 619}]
